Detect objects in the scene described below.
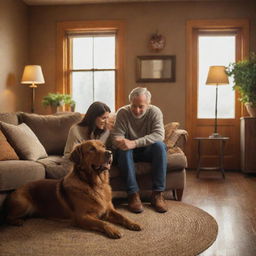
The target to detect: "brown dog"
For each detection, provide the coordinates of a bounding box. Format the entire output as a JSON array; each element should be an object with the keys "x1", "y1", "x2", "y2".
[{"x1": 4, "y1": 140, "x2": 141, "y2": 239}]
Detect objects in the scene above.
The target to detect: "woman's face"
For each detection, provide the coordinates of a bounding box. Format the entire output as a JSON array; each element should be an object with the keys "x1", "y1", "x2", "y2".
[{"x1": 95, "y1": 112, "x2": 110, "y2": 130}]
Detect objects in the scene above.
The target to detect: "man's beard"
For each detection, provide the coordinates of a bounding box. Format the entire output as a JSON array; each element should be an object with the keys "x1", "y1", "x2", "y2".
[{"x1": 131, "y1": 110, "x2": 147, "y2": 119}]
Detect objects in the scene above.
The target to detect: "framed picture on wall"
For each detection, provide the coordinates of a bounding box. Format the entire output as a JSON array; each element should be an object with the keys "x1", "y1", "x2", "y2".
[{"x1": 136, "y1": 55, "x2": 176, "y2": 82}]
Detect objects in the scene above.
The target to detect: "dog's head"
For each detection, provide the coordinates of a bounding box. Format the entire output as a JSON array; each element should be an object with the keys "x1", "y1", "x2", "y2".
[{"x1": 70, "y1": 140, "x2": 113, "y2": 175}]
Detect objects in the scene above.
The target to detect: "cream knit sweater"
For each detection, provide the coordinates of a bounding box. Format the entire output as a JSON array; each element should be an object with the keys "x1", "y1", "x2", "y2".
[
  {"x1": 64, "y1": 124, "x2": 110, "y2": 158},
  {"x1": 111, "y1": 104, "x2": 164, "y2": 148}
]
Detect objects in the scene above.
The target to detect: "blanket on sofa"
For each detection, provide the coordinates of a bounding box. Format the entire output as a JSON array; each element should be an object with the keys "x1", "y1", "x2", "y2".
[{"x1": 164, "y1": 122, "x2": 188, "y2": 154}]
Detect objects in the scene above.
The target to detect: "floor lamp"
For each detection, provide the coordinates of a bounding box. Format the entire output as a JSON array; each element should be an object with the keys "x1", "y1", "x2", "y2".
[
  {"x1": 21, "y1": 65, "x2": 45, "y2": 113},
  {"x1": 206, "y1": 66, "x2": 229, "y2": 138}
]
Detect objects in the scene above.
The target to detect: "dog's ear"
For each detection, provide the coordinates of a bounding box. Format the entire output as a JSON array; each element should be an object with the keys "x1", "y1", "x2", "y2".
[{"x1": 70, "y1": 144, "x2": 82, "y2": 164}]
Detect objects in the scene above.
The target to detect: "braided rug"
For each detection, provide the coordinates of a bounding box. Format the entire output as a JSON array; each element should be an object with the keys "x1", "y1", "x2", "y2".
[{"x1": 0, "y1": 201, "x2": 218, "y2": 256}]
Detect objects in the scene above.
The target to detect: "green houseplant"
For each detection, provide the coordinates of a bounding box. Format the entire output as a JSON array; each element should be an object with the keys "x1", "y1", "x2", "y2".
[
  {"x1": 42, "y1": 93, "x2": 76, "y2": 113},
  {"x1": 226, "y1": 52, "x2": 256, "y2": 117},
  {"x1": 63, "y1": 94, "x2": 76, "y2": 112}
]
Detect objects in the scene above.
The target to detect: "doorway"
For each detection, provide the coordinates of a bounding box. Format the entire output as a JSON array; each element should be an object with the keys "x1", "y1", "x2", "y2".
[{"x1": 186, "y1": 19, "x2": 249, "y2": 170}]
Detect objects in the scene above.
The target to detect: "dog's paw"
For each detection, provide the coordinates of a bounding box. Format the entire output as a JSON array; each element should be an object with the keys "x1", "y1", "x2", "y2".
[
  {"x1": 105, "y1": 226, "x2": 123, "y2": 239},
  {"x1": 127, "y1": 222, "x2": 142, "y2": 231}
]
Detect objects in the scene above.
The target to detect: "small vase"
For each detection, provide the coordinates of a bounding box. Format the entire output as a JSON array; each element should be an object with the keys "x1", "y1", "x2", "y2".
[
  {"x1": 50, "y1": 105, "x2": 57, "y2": 114},
  {"x1": 245, "y1": 102, "x2": 256, "y2": 117},
  {"x1": 50, "y1": 105, "x2": 64, "y2": 114},
  {"x1": 70, "y1": 105, "x2": 75, "y2": 112}
]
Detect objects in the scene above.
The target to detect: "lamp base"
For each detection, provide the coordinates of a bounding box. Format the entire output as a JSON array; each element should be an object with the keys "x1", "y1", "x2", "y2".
[{"x1": 209, "y1": 133, "x2": 222, "y2": 138}]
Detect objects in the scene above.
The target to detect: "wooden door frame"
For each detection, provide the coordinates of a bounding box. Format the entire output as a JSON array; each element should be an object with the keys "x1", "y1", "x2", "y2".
[
  {"x1": 186, "y1": 19, "x2": 250, "y2": 168},
  {"x1": 56, "y1": 20, "x2": 125, "y2": 110}
]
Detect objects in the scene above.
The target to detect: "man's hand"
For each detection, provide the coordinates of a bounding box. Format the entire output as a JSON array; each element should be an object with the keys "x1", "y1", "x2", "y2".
[{"x1": 115, "y1": 137, "x2": 136, "y2": 150}]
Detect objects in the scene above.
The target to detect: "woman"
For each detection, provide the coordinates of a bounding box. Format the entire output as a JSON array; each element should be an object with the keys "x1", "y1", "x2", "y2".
[{"x1": 64, "y1": 101, "x2": 111, "y2": 159}]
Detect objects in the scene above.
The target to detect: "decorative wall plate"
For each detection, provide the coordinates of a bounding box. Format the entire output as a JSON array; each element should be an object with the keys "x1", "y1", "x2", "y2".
[{"x1": 149, "y1": 32, "x2": 166, "y2": 52}]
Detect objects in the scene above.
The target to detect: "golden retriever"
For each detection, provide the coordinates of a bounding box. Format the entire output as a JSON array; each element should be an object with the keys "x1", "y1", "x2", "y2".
[{"x1": 4, "y1": 140, "x2": 141, "y2": 239}]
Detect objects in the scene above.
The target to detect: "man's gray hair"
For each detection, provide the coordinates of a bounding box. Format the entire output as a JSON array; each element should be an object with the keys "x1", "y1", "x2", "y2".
[{"x1": 128, "y1": 87, "x2": 151, "y2": 103}]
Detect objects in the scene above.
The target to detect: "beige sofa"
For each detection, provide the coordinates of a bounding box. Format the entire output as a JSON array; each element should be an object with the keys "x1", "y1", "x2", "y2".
[{"x1": 0, "y1": 112, "x2": 187, "y2": 209}]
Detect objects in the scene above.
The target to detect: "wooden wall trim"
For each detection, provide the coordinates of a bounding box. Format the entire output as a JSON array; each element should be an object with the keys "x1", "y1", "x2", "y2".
[{"x1": 185, "y1": 19, "x2": 250, "y2": 168}]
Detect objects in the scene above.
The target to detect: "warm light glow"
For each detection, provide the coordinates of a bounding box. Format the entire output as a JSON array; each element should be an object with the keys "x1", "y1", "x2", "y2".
[
  {"x1": 206, "y1": 66, "x2": 229, "y2": 85},
  {"x1": 21, "y1": 65, "x2": 45, "y2": 113},
  {"x1": 198, "y1": 35, "x2": 235, "y2": 119},
  {"x1": 21, "y1": 65, "x2": 45, "y2": 87}
]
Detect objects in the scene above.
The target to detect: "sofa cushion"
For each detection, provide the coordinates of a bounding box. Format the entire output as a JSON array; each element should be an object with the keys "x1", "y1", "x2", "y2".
[
  {"x1": 19, "y1": 112, "x2": 82, "y2": 155},
  {"x1": 0, "y1": 130, "x2": 19, "y2": 161},
  {"x1": 110, "y1": 167, "x2": 186, "y2": 195},
  {"x1": 0, "y1": 160, "x2": 45, "y2": 191},
  {"x1": 0, "y1": 122, "x2": 48, "y2": 161},
  {"x1": 109, "y1": 152, "x2": 187, "y2": 178},
  {"x1": 37, "y1": 156, "x2": 73, "y2": 179},
  {"x1": 0, "y1": 113, "x2": 19, "y2": 125}
]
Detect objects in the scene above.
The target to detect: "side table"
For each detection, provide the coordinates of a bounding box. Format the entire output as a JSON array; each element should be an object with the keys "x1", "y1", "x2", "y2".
[{"x1": 193, "y1": 137, "x2": 229, "y2": 179}]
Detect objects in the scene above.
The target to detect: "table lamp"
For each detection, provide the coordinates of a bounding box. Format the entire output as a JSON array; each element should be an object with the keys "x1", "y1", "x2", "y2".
[
  {"x1": 21, "y1": 65, "x2": 45, "y2": 113},
  {"x1": 206, "y1": 66, "x2": 229, "y2": 138}
]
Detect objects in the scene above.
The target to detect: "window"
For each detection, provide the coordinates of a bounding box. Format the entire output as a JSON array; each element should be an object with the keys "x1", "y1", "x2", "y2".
[
  {"x1": 69, "y1": 33, "x2": 116, "y2": 113},
  {"x1": 56, "y1": 20, "x2": 125, "y2": 113},
  {"x1": 197, "y1": 33, "x2": 236, "y2": 119}
]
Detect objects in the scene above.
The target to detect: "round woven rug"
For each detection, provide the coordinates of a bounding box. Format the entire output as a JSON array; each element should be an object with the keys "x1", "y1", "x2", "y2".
[{"x1": 0, "y1": 201, "x2": 218, "y2": 256}]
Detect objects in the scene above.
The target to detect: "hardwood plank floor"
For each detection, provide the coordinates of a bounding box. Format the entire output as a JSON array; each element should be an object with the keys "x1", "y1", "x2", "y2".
[{"x1": 182, "y1": 170, "x2": 256, "y2": 256}]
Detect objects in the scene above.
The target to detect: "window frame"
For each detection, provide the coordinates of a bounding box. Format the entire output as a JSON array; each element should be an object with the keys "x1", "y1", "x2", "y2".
[
  {"x1": 68, "y1": 32, "x2": 117, "y2": 111},
  {"x1": 56, "y1": 20, "x2": 125, "y2": 111}
]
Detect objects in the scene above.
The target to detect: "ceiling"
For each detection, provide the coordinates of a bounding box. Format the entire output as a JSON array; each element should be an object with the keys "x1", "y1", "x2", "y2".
[{"x1": 22, "y1": 0, "x2": 235, "y2": 6}]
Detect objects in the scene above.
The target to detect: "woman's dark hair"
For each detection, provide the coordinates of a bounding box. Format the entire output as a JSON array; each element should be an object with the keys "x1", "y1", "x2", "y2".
[{"x1": 78, "y1": 101, "x2": 111, "y2": 136}]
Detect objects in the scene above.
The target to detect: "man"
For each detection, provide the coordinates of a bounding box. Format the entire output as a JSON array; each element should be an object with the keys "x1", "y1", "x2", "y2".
[{"x1": 111, "y1": 87, "x2": 167, "y2": 213}]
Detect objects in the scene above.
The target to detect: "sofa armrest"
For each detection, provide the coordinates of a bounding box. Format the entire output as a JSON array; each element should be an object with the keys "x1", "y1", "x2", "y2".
[{"x1": 175, "y1": 131, "x2": 188, "y2": 150}]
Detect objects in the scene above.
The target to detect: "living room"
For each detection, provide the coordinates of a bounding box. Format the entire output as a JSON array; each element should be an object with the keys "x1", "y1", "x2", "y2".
[{"x1": 0, "y1": 0, "x2": 256, "y2": 255}]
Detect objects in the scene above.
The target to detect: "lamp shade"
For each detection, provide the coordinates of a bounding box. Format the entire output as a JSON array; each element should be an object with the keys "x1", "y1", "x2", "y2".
[
  {"x1": 206, "y1": 66, "x2": 229, "y2": 85},
  {"x1": 21, "y1": 65, "x2": 45, "y2": 84}
]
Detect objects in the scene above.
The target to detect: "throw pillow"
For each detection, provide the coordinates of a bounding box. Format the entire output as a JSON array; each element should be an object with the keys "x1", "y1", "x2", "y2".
[
  {"x1": 0, "y1": 122, "x2": 48, "y2": 161},
  {"x1": 0, "y1": 113, "x2": 19, "y2": 125},
  {"x1": 164, "y1": 122, "x2": 180, "y2": 147},
  {"x1": 0, "y1": 130, "x2": 19, "y2": 160},
  {"x1": 164, "y1": 122, "x2": 188, "y2": 154},
  {"x1": 18, "y1": 112, "x2": 82, "y2": 155}
]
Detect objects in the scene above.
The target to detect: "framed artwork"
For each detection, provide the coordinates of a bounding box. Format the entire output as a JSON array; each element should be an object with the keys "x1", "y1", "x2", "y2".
[{"x1": 136, "y1": 55, "x2": 176, "y2": 83}]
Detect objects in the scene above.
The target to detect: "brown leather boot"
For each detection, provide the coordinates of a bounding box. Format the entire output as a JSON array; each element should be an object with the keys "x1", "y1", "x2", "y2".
[
  {"x1": 151, "y1": 191, "x2": 168, "y2": 213},
  {"x1": 128, "y1": 192, "x2": 144, "y2": 213}
]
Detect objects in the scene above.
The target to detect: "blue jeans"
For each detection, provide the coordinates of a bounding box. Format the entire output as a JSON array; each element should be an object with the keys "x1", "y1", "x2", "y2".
[{"x1": 116, "y1": 141, "x2": 167, "y2": 194}]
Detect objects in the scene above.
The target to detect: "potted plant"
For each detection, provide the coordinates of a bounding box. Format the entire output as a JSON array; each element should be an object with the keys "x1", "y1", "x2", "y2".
[
  {"x1": 42, "y1": 93, "x2": 76, "y2": 113},
  {"x1": 226, "y1": 52, "x2": 256, "y2": 117},
  {"x1": 63, "y1": 94, "x2": 76, "y2": 112}
]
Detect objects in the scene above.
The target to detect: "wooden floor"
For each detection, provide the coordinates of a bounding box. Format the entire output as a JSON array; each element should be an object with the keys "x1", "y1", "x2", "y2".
[{"x1": 182, "y1": 170, "x2": 256, "y2": 256}]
